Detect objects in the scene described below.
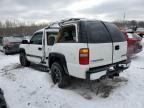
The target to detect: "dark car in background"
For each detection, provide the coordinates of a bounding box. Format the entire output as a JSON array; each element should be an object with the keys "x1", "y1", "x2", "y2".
[
  {"x1": 123, "y1": 32, "x2": 143, "y2": 57},
  {"x1": 0, "y1": 37, "x2": 3, "y2": 51},
  {"x1": 1, "y1": 36, "x2": 24, "y2": 55}
]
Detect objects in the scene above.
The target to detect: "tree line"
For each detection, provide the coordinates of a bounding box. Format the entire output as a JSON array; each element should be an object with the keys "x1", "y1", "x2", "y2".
[
  {"x1": 0, "y1": 20, "x2": 144, "y2": 37},
  {"x1": 0, "y1": 20, "x2": 48, "y2": 36},
  {"x1": 113, "y1": 20, "x2": 144, "y2": 28}
]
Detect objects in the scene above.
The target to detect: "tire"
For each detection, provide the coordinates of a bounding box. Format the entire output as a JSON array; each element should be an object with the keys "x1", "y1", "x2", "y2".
[
  {"x1": 20, "y1": 52, "x2": 30, "y2": 67},
  {"x1": 51, "y1": 62, "x2": 69, "y2": 88},
  {"x1": 0, "y1": 89, "x2": 7, "y2": 108},
  {"x1": 3, "y1": 48, "x2": 8, "y2": 55}
]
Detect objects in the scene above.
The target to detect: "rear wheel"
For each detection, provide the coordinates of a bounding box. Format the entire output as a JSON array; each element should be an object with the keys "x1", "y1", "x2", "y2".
[
  {"x1": 0, "y1": 89, "x2": 7, "y2": 108},
  {"x1": 20, "y1": 52, "x2": 30, "y2": 67},
  {"x1": 51, "y1": 62, "x2": 69, "y2": 88}
]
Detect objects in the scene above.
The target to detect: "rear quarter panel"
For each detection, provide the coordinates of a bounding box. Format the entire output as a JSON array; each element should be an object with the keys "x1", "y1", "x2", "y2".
[{"x1": 51, "y1": 43, "x2": 89, "y2": 79}]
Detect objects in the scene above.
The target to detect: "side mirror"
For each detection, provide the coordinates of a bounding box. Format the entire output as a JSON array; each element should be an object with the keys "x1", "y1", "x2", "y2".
[
  {"x1": 22, "y1": 40, "x2": 29, "y2": 44},
  {"x1": 48, "y1": 36, "x2": 55, "y2": 45}
]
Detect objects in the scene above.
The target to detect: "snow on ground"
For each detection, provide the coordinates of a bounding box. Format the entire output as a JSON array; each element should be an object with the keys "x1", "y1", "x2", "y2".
[{"x1": 0, "y1": 48, "x2": 144, "y2": 108}]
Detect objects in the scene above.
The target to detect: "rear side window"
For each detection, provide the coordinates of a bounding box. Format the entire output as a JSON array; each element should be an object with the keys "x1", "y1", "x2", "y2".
[
  {"x1": 57, "y1": 25, "x2": 76, "y2": 43},
  {"x1": 104, "y1": 23, "x2": 126, "y2": 42},
  {"x1": 85, "y1": 21, "x2": 111, "y2": 43}
]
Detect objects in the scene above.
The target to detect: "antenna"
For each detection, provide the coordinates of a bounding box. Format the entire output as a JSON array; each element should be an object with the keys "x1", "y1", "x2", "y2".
[
  {"x1": 58, "y1": 18, "x2": 85, "y2": 26},
  {"x1": 123, "y1": 9, "x2": 126, "y2": 28}
]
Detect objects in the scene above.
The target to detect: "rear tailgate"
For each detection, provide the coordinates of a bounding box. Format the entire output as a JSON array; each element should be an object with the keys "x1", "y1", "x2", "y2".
[
  {"x1": 104, "y1": 23, "x2": 127, "y2": 63},
  {"x1": 88, "y1": 43, "x2": 113, "y2": 68},
  {"x1": 83, "y1": 21, "x2": 113, "y2": 68}
]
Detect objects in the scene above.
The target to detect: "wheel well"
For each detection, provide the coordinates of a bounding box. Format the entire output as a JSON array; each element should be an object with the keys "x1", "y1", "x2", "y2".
[
  {"x1": 19, "y1": 48, "x2": 26, "y2": 54},
  {"x1": 49, "y1": 57, "x2": 61, "y2": 68},
  {"x1": 49, "y1": 53, "x2": 69, "y2": 75}
]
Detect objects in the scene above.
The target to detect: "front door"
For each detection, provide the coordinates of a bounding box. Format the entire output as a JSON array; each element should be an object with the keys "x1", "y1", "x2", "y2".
[{"x1": 26, "y1": 32, "x2": 43, "y2": 63}]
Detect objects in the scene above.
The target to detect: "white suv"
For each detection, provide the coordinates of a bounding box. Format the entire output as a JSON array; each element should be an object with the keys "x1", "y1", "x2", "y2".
[{"x1": 19, "y1": 18, "x2": 130, "y2": 88}]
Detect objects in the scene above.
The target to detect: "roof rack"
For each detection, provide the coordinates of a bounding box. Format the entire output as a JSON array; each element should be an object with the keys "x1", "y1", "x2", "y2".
[
  {"x1": 44, "y1": 18, "x2": 86, "y2": 29},
  {"x1": 45, "y1": 22, "x2": 60, "y2": 29},
  {"x1": 59, "y1": 18, "x2": 85, "y2": 26}
]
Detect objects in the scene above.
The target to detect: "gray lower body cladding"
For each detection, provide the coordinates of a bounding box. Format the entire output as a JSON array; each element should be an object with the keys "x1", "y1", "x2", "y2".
[{"x1": 86, "y1": 60, "x2": 131, "y2": 80}]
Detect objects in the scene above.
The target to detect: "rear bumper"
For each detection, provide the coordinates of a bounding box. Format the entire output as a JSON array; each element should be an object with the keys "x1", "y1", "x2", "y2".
[{"x1": 86, "y1": 60, "x2": 131, "y2": 80}]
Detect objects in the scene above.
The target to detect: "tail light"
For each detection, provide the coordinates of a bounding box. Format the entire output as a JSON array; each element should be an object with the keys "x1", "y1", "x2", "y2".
[{"x1": 79, "y1": 48, "x2": 89, "y2": 65}]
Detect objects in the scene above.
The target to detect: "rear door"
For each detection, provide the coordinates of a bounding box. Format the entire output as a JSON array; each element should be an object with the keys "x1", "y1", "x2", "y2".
[
  {"x1": 104, "y1": 23, "x2": 127, "y2": 63},
  {"x1": 84, "y1": 21, "x2": 113, "y2": 68}
]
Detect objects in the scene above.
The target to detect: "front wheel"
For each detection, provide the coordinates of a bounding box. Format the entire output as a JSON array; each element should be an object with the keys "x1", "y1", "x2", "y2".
[
  {"x1": 51, "y1": 62, "x2": 69, "y2": 88},
  {"x1": 3, "y1": 48, "x2": 8, "y2": 55},
  {"x1": 20, "y1": 52, "x2": 30, "y2": 67}
]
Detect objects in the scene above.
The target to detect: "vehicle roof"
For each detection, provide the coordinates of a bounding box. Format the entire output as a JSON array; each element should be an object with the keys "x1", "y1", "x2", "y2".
[
  {"x1": 35, "y1": 18, "x2": 103, "y2": 33},
  {"x1": 36, "y1": 22, "x2": 60, "y2": 33},
  {"x1": 59, "y1": 18, "x2": 101, "y2": 26},
  {"x1": 35, "y1": 28, "x2": 59, "y2": 33}
]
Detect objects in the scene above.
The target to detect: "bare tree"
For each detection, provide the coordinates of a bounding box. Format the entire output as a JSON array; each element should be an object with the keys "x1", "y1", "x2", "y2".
[{"x1": 0, "y1": 20, "x2": 48, "y2": 36}]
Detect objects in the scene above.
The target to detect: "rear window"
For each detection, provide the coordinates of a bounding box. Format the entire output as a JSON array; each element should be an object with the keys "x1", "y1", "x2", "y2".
[
  {"x1": 133, "y1": 33, "x2": 142, "y2": 40},
  {"x1": 84, "y1": 21, "x2": 111, "y2": 43},
  {"x1": 104, "y1": 23, "x2": 126, "y2": 42}
]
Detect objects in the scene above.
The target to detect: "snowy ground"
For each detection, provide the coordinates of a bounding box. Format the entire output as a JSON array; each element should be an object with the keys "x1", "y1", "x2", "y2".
[{"x1": 0, "y1": 43, "x2": 144, "y2": 108}]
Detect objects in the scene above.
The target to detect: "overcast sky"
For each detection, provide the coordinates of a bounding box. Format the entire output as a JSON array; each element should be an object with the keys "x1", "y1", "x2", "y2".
[{"x1": 0, "y1": 0, "x2": 144, "y2": 24}]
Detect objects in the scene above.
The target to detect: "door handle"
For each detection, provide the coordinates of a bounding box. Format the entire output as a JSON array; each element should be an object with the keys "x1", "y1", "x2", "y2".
[
  {"x1": 38, "y1": 47, "x2": 42, "y2": 50},
  {"x1": 115, "y1": 45, "x2": 120, "y2": 50}
]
